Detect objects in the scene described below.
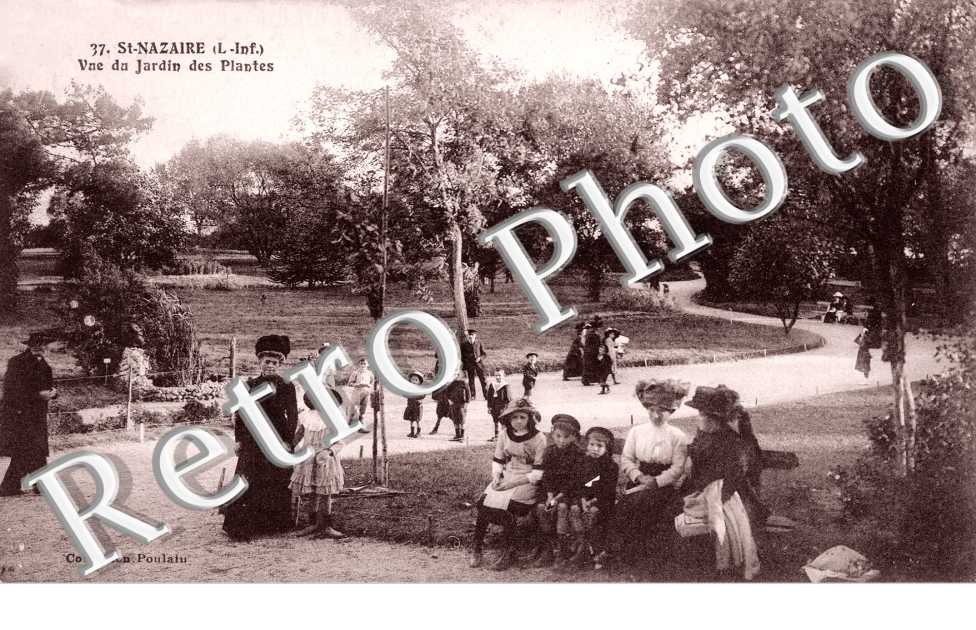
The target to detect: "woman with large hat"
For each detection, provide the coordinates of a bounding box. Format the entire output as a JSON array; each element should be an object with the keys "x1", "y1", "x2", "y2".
[
  {"x1": 469, "y1": 397, "x2": 547, "y2": 571},
  {"x1": 0, "y1": 332, "x2": 57, "y2": 496},
  {"x1": 222, "y1": 334, "x2": 299, "y2": 541},
  {"x1": 608, "y1": 378, "x2": 691, "y2": 563},
  {"x1": 681, "y1": 385, "x2": 760, "y2": 579},
  {"x1": 684, "y1": 385, "x2": 748, "y2": 501}
]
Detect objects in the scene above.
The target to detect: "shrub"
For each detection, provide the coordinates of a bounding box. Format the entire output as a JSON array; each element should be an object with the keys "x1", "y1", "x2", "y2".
[
  {"x1": 54, "y1": 256, "x2": 203, "y2": 386},
  {"x1": 830, "y1": 322, "x2": 976, "y2": 580},
  {"x1": 167, "y1": 258, "x2": 231, "y2": 276},
  {"x1": 174, "y1": 399, "x2": 222, "y2": 424},
  {"x1": 602, "y1": 287, "x2": 672, "y2": 313},
  {"x1": 862, "y1": 412, "x2": 899, "y2": 461}
]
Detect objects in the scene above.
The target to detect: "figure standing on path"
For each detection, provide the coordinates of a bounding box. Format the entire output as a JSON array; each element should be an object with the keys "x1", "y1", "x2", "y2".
[
  {"x1": 290, "y1": 394, "x2": 347, "y2": 539},
  {"x1": 581, "y1": 321, "x2": 602, "y2": 386},
  {"x1": 430, "y1": 383, "x2": 451, "y2": 435},
  {"x1": 0, "y1": 332, "x2": 57, "y2": 497},
  {"x1": 562, "y1": 325, "x2": 586, "y2": 381},
  {"x1": 403, "y1": 371, "x2": 425, "y2": 438},
  {"x1": 222, "y1": 335, "x2": 299, "y2": 541},
  {"x1": 854, "y1": 327, "x2": 872, "y2": 378},
  {"x1": 603, "y1": 328, "x2": 621, "y2": 385},
  {"x1": 346, "y1": 357, "x2": 374, "y2": 434},
  {"x1": 522, "y1": 352, "x2": 539, "y2": 397},
  {"x1": 486, "y1": 368, "x2": 511, "y2": 441},
  {"x1": 446, "y1": 373, "x2": 471, "y2": 442},
  {"x1": 460, "y1": 329, "x2": 488, "y2": 400}
]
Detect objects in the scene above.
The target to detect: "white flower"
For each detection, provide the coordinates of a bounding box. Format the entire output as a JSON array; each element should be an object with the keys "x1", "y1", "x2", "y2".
[{"x1": 83, "y1": 315, "x2": 96, "y2": 327}]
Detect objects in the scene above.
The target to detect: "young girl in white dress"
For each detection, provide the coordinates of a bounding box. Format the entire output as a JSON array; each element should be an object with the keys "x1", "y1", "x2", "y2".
[{"x1": 291, "y1": 393, "x2": 347, "y2": 539}]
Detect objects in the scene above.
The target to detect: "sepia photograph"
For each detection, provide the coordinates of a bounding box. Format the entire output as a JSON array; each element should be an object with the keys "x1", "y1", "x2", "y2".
[{"x1": 0, "y1": 0, "x2": 974, "y2": 600}]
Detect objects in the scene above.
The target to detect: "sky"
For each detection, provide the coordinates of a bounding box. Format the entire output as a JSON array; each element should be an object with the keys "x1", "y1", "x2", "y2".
[{"x1": 0, "y1": 0, "x2": 704, "y2": 170}]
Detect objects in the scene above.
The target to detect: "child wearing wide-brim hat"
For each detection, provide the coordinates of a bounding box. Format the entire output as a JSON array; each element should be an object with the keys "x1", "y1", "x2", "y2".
[
  {"x1": 403, "y1": 371, "x2": 425, "y2": 438},
  {"x1": 470, "y1": 397, "x2": 547, "y2": 571}
]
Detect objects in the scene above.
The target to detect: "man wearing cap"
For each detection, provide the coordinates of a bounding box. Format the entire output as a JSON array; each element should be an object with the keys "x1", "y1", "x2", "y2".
[
  {"x1": 1, "y1": 333, "x2": 57, "y2": 496},
  {"x1": 460, "y1": 329, "x2": 488, "y2": 400}
]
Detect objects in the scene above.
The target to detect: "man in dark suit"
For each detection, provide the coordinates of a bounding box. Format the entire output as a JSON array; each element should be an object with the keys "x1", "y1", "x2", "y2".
[
  {"x1": 460, "y1": 329, "x2": 487, "y2": 400},
  {"x1": 0, "y1": 333, "x2": 57, "y2": 496}
]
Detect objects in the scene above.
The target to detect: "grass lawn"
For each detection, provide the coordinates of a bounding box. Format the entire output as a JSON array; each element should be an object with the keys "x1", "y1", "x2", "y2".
[
  {"x1": 177, "y1": 279, "x2": 820, "y2": 377},
  {"x1": 335, "y1": 385, "x2": 900, "y2": 582},
  {"x1": 2, "y1": 272, "x2": 819, "y2": 416}
]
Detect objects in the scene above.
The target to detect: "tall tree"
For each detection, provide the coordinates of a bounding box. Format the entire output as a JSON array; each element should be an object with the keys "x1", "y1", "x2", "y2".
[
  {"x1": 0, "y1": 90, "x2": 51, "y2": 319},
  {"x1": 48, "y1": 158, "x2": 188, "y2": 275},
  {"x1": 304, "y1": 1, "x2": 513, "y2": 335},
  {"x1": 628, "y1": 0, "x2": 976, "y2": 472},
  {"x1": 514, "y1": 77, "x2": 670, "y2": 300}
]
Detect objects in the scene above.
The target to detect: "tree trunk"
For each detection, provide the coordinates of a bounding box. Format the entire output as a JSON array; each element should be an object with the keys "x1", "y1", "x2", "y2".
[
  {"x1": 0, "y1": 194, "x2": 19, "y2": 320},
  {"x1": 586, "y1": 266, "x2": 603, "y2": 302},
  {"x1": 449, "y1": 221, "x2": 470, "y2": 335}
]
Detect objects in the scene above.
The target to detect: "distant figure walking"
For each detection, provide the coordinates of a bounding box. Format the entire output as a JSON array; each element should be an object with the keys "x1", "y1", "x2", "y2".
[
  {"x1": 854, "y1": 327, "x2": 872, "y2": 378},
  {"x1": 562, "y1": 324, "x2": 586, "y2": 381},
  {"x1": 581, "y1": 321, "x2": 602, "y2": 386}
]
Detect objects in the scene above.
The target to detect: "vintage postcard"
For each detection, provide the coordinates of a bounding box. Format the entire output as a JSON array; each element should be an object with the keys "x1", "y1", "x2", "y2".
[{"x1": 1, "y1": 0, "x2": 973, "y2": 598}]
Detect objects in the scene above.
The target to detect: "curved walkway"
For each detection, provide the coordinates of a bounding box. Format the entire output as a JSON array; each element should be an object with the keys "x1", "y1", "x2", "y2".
[{"x1": 332, "y1": 276, "x2": 945, "y2": 457}]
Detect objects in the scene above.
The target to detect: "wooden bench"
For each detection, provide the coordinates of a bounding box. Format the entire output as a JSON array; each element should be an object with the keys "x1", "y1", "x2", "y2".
[{"x1": 610, "y1": 437, "x2": 798, "y2": 473}]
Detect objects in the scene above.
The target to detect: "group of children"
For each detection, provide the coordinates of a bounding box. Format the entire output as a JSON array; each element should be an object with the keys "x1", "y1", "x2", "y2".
[
  {"x1": 403, "y1": 351, "x2": 543, "y2": 442},
  {"x1": 469, "y1": 397, "x2": 619, "y2": 571}
]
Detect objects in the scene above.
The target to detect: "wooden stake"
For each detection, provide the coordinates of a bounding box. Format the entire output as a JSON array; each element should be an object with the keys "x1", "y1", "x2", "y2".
[
  {"x1": 230, "y1": 337, "x2": 237, "y2": 380},
  {"x1": 126, "y1": 364, "x2": 134, "y2": 432}
]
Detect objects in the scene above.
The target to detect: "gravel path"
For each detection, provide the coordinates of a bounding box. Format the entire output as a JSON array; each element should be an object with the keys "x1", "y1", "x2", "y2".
[{"x1": 0, "y1": 276, "x2": 946, "y2": 582}]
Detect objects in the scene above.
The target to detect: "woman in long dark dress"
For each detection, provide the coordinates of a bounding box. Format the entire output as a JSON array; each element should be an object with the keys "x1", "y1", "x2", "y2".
[
  {"x1": 562, "y1": 325, "x2": 586, "y2": 380},
  {"x1": 222, "y1": 335, "x2": 299, "y2": 541},
  {"x1": 581, "y1": 323, "x2": 602, "y2": 386}
]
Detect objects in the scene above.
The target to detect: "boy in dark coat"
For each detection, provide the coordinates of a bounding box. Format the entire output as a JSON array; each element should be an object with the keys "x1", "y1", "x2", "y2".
[
  {"x1": 533, "y1": 414, "x2": 584, "y2": 567},
  {"x1": 569, "y1": 426, "x2": 619, "y2": 569},
  {"x1": 446, "y1": 374, "x2": 471, "y2": 442},
  {"x1": 522, "y1": 352, "x2": 539, "y2": 398},
  {"x1": 485, "y1": 368, "x2": 511, "y2": 441}
]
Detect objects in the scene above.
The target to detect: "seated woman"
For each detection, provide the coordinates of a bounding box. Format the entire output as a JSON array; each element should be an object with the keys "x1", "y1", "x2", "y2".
[
  {"x1": 608, "y1": 378, "x2": 691, "y2": 564},
  {"x1": 469, "y1": 397, "x2": 547, "y2": 571},
  {"x1": 682, "y1": 385, "x2": 760, "y2": 579}
]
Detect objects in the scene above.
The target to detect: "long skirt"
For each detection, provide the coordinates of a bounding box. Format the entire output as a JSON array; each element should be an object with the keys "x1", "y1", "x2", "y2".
[
  {"x1": 607, "y1": 486, "x2": 682, "y2": 562},
  {"x1": 855, "y1": 346, "x2": 872, "y2": 377},
  {"x1": 563, "y1": 350, "x2": 582, "y2": 379},
  {"x1": 222, "y1": 447, "x2": 294, "y2": 539}
]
